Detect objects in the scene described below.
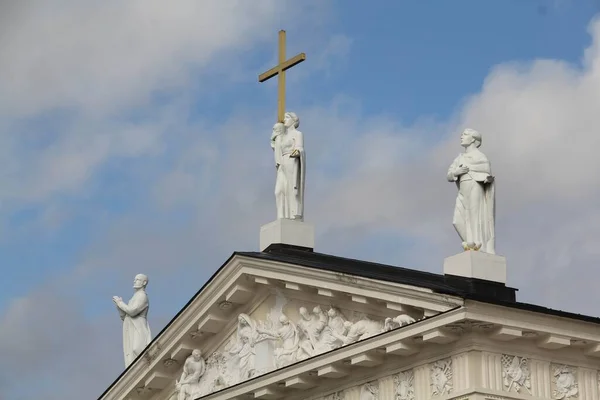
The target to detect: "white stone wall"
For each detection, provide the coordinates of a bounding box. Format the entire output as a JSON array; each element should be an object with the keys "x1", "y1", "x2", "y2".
[{"x1": 311, "y1": 350, "x2": 600, "y2": 400}]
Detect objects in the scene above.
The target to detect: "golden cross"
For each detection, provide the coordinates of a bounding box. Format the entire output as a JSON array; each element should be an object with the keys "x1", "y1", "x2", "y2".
[{"x1": 258, "y1": 30, "x2": 306, "y2": 122}]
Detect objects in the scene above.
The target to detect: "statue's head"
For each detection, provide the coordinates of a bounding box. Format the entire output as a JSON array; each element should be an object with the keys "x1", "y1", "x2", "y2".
[
  {"x1": 272, "y1": 122, "x2": 285, "y2": 135},
  {"x1": 279, "y1": 315, "x2": 289, "y2": 324},
  {"x1": 313, "y1": 305, "x2": 322, "y2": 315},
  {"x1": 327, "y1": 308, "x2": 337, "y2": 318},
  {"x1": 299, "y1": 307, "x2": 310, "y2": 320},
  {"x1": 192, "y1": 349, "x2": 202, "y2": 360},
  {"x1": 460, "y1": 128, "x2": 482, "y2": 148},
  {"x1": 283, "y1": 112, "x2": 300, "y2": 129},
  {"x1": 238, "y1": 315, "x2": 247, "y2": 325},
  {"x1": 133, "y1": 274, "x2": 148, "y2": 289}
]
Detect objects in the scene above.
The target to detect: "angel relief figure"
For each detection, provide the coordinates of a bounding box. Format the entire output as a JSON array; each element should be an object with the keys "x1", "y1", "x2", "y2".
[{"x1": 227, "y1": 314, "x2": 277, "y2": 383}]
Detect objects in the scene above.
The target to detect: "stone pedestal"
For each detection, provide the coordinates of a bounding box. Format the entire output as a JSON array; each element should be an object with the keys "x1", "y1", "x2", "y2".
[
  {"x1": 260, "y1": 219, "x2": 315, "y2": 252},
  {"x1": 443, "y1": 251, "x2": 506, "y2": 284}
]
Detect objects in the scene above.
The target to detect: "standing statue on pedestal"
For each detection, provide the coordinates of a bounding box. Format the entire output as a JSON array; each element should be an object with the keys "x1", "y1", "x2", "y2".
[
  {"x1": 113, "y1": 274, "x2": 152, "y2": 367},
  {"x1": 270, "y1": 111, "x2": 306, "y2": 221},
  {"x1": 447, "y1": 129, "x2": 496, "y2": 254}
]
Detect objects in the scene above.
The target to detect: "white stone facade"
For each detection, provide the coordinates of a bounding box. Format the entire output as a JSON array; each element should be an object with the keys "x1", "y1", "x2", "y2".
[{"x1": 98, "y1": 254, "x2": 600, "y2": 400}]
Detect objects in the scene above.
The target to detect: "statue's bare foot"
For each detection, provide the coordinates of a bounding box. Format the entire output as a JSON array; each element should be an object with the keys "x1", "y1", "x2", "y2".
[{"x1": 462, "y1": 242, "x2": 470, "y2": 251}]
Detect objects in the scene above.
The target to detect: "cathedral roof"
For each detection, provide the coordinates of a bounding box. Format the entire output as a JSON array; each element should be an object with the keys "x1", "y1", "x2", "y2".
[{"x1": 237, "y1": 245, "x2": 600, "y2": 325}]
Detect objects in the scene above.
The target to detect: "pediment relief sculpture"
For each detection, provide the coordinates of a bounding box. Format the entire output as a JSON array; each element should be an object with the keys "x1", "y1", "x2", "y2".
[
  {"x1": 169, "y1": 295, "x2": 416, "y2": 398},
  {"x1": 173, "y1": 350, "x2": 205, "y2": 400}
]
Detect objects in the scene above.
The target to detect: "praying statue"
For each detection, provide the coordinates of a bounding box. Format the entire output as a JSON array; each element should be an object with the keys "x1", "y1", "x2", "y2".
[
  {"x1": 446, "y1": 128, "x2": 496, "y2": 254},
  {"x1": 270, "y1": 112, "x2": 306, "y2": 221},
  {"x1": 113, "y1": 274, "x2": 152, "y2": 367}
]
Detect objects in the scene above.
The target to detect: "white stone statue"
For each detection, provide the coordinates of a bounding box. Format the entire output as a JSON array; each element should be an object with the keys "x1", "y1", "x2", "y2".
[
  {"x1": 175, "y1": 349, "x2": 206, "y2": 400},
  {"x1": 447, "y1": 128, "x2": 496, "y2": 254},
  {"x1": 113, "y1": 274, "x2": 152, "y2": 367},
  {"x1": 270, "y1": 112, "x2": 306, "y2": 221}
]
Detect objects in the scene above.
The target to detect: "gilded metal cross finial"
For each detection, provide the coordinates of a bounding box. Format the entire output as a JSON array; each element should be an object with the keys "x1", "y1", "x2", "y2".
[{"x1": 258, "y1": 30, "x2": 306, "y2": 122}]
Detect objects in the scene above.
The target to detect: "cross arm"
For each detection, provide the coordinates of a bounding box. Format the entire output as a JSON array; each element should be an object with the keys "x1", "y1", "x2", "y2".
[{"x1": 258, "y1": 53, "x2": 306, "y2": 82}]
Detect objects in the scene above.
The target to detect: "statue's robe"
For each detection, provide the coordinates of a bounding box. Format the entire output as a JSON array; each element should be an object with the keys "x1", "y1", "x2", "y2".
[
  {"x1": 272, "y1": 127, "x2": 306, "y2": 220},
  {"x1": 119, "y1": 290, "x2": 151, "y2": 366},
  {"x1": 447, "y1": 149, "x2": 496, "y2": 254}
]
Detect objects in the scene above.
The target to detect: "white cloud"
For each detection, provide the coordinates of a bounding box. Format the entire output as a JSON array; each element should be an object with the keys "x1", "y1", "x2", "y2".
[
  {"x1": 0, "y1": 0, "x2": 337, "y2": 208},
  {"x1": 0, "y1": 0, "x2": 286, "y2": 117}
]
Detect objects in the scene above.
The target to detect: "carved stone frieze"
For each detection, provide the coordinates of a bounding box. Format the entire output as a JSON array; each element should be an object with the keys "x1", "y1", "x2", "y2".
[
  {"x1": 552, "y1": 364, "x2": 578, "y2": 399},
  {"x1": 501, "y1": 354, "x2": 531, "y2": 395},
  {"x1": 430, "y1": 358, "x2": 453, "y2": 396},
  {"x1": 169, "y1": 294, "x2": 416, "y2": 398},
  {"x1": 393, "y1": 370, "x2": 414, "y2": 400},
  {"x1": 359, "y1": 380, "x2": 379, "y2": 400}
]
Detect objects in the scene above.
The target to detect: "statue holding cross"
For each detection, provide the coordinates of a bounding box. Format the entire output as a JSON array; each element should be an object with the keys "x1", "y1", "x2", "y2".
[{"x1": 259, "y1": 31, "x2": 307, "y2": 221}]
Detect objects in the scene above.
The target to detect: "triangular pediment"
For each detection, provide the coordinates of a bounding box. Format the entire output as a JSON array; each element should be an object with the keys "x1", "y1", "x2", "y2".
[{"x1": 99, "y1": 248, "x2": 600, "y2": 400}]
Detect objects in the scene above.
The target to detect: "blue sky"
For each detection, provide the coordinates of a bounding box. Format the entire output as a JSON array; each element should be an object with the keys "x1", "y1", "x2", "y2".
[{"x1": 2, "y1": 1, "x2": 600, "y2": 399}]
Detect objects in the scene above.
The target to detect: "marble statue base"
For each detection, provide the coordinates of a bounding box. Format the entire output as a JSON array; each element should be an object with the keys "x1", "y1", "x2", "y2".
[
  {"x1": 260, "y1": 219, "x2": 315, "y2": 252},
  {"x1": 443, "y1": 251, "x2": 506, "y2": 284}
]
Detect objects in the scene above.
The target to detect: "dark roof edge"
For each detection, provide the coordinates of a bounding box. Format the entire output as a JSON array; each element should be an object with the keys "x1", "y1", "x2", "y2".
[
  {"x1": 469, "y1": 296, "x2": 600, "y2": 325},
  {"x1": 239, "y1": 249, "x2": 599, "y2": 325}
]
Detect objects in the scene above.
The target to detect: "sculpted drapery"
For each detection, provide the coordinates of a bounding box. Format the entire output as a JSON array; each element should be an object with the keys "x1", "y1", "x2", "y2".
[
  {"x1": 271, "y1": 112, "x2": 306, "y2": 221},
  {"x1": 228, "y1": 314, "x2": 276, "y2": 382},
  {"x1": 447, "y1": 129, "x2": 496, "y2": 254}
]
